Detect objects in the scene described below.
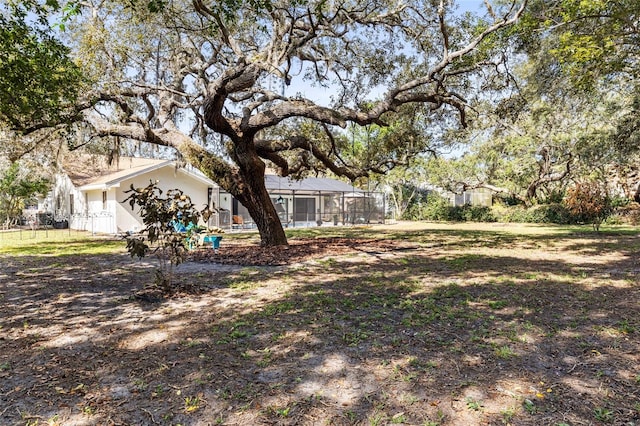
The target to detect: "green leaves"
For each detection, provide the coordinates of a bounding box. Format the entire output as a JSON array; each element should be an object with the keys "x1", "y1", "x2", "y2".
[
  {"x1": 125, "y1": 0, "x2": 275, "y2": 20},
  {"x1": 610, "y1": 94, "x2": 640, "y2": 157},
  {"x1": 123, "y1": 180, "x2": 207, "y2": 291},
  {"x1": 518, "y1": 0, "x2": 640, "y2": 90},
  {"x1": 0, "y1": 161, "x2": 50, "y2": 225},
  {"x1": 0, "y1": 2, "x2": 85, "y2": 131}
]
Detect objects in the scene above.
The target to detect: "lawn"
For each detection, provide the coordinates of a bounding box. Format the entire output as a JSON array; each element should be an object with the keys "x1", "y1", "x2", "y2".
[{"x1": 0, "y1": 222, "x2": 639, "y2": 425}]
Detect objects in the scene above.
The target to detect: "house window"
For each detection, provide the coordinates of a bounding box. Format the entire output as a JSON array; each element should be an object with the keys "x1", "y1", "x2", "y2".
[
  {"x1": 232, "y1": 198, "x2": 250, "y2": 221},
  {"x1": 102, "y1": 191, "x2": 107, "y2": 210},
  {"x1": 207, "y1": 187, "x2": 214, "y2": 209},
  {"x1": 69, "y1": 194, "x2": 74, "y2": 215}
]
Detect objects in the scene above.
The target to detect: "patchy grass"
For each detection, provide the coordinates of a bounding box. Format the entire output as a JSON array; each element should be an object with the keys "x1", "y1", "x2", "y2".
[
  {"x1": 0, "y1": 230, "x2": 123, "y2": 256},
  {"x1": 0, "y1": 221, "x2": 639, "y2": 425}
]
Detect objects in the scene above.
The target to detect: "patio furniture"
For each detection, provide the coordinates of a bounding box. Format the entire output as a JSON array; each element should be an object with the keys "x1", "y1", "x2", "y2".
[
  {"x1": 202, "y1": 235, "x2": 223, "y2": 250},
  {"x1": 232, "y1": 215, "x2": 244, "y2": 229}
]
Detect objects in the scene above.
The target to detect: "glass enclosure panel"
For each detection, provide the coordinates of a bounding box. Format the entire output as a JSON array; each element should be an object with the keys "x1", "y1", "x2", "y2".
[
  {"x1": 218, "y1": 209, "x2": 231, "y2": 228},
  {"x1": 344, "y1": 193, "x2": 385, "y2": 224},
  {"x1": 321, "y1": 194, "x2": 341, "y2": 224},
  {"x1": 293, "y1": 197, "x2": 316, "y2": 223},
  {"x1": 221, "y1": 190, "x2": 385, "y2": 229},
  {"x1": 232, "y1": 198, "x2": 253, "y2": 224}
]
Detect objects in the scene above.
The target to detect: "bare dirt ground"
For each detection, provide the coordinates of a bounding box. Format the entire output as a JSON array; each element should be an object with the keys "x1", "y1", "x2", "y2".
[{"x1": 1, "y1": 222, "x2": 639, "y2": 425}]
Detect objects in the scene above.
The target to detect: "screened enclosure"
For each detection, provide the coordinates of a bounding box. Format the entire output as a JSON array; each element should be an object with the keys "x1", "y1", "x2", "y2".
[{"x1": 216, "y1": 175, "x2": 385, "y2": 229}]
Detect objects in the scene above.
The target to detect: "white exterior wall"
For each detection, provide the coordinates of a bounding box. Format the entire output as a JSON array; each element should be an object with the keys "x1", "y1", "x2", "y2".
[
  {"x1": 49, "y1": 174, "x2": 85, "y2": 220},
  {"x1": 69, "y1": 188, "x2": 117, "y2": 234},
  {"x1": 53, "y1": 165, "x2": 218, "y2": 234},
  {"x1": 113, "y1": 167, "x2": 214, "y2": 234}
]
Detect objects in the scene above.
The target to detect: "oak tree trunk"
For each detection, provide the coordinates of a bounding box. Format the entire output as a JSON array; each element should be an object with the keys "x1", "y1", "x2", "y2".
[
  {"x1": 233, "y1": 138, "x2": 288, "y2": 247},
  {"x1": 235, "y1": 171, "x2": 288, "y2": 247}
]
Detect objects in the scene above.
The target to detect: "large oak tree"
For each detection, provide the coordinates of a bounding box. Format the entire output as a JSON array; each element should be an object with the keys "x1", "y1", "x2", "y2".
[
  {"x1": 0, "y1": 0, "x2": 84, "y2": 161},
  {"x1": 516, "y1": 0, "x2": 640, "y2": 156},
  {"x1": 15, "y1": 0, "x2": 526, "y2": 246}
]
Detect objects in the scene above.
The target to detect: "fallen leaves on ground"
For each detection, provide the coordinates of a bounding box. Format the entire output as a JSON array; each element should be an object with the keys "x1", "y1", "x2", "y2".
[{"x1": 189, "y1": 237, "x2": 405, "y2": 266}]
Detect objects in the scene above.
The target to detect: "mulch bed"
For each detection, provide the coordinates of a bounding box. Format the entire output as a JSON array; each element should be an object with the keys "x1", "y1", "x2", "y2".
[{"x1": 188, "y1": 237, "x2": 404, "y2": 266}]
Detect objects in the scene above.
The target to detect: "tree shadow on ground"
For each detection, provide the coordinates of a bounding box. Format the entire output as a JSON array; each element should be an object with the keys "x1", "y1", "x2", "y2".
[{"x1": 1, "y1": 229, "x2": 639, "y2": 425}]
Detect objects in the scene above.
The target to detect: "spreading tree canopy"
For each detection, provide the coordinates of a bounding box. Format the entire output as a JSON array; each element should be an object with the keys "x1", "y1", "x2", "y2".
[
  {"x1": 0, "y1": 1, "x2": 84, "y2": 131},
  {"x1": 426, "y1": 0, "x2": 640, "y2": 204},
  {"x1": 515, "y1": 0, "x2": 640, "y2": 158},
  {"x1": 518, "y1": 0, "x2": 640, "y2": 88},
  {"x1": 0, "y1": 161, "x2": 50, "y2": 227},
  {"x1": 12, "y1": 0, "x2": 526, "y2": 246}
]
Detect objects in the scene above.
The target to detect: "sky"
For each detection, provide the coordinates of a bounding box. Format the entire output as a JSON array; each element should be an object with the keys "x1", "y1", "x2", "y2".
[{"x1": 285, "y1": 0, "x2": 490, "y2": 105}]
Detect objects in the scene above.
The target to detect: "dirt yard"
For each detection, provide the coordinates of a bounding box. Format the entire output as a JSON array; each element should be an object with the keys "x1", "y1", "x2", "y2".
[{"x1": 1, "y1": 222, "x2": 639, "y2": 425}]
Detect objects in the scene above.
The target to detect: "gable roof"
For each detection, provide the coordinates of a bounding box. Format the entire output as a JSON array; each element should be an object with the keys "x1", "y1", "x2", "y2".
[{"x1": 64, "y1": 156, "x2": 215, "y2": 190}]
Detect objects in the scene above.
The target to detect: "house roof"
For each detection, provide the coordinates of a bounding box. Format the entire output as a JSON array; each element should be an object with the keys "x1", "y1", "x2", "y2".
[
  {"x1": 264, "y1": 175, "x2": 364, "y2": 193},
  {"x1": 64, "y1": 155, "x2": 364, "y2": 193},
  {"x1": 64, "y1": 156, "x2": 215, "y2": 190}
]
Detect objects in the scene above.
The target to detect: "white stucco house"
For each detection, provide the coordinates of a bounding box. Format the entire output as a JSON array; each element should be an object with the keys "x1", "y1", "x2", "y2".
[
  {"x1": 43, "y1": 156, "x2": 385, "y2": 234},
  {"x1": 47, "y1": 156, "x2": 218, "y2": 234}
]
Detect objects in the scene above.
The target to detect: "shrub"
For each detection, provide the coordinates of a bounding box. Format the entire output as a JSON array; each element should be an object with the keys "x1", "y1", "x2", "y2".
[
  {"x1": 425, "y1": 195, "x2": 455, "y2": 221},
  {"x1": 492, "y1": 203, "x2": 573, "y2": 224},
  {"x1": 564, "y1": 181, "x2": 613, "y2": 231},
  {"x1": 606, "y1": 202, "x2": 640, "y2": 225},
  {"x1": 530, "y1": 203, "x2": 573, "y2": 224},
  {"x1": 403, "y1": 193, "x2": 450, "y2": 221},
  {"x1": 403, "y1": 193, "x2": 496, "y2": 222},
  {"x1": 457, "y1": 204, "x2": 496, "y2": 222},
  {"x1": 123, "y1": 180, "x2": 206, "y2": 292}
]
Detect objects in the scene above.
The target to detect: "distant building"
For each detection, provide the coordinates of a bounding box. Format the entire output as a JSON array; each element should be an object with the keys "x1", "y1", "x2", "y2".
[{"x1": 445, "y1": 187, "x2": 493, "y2": 207}]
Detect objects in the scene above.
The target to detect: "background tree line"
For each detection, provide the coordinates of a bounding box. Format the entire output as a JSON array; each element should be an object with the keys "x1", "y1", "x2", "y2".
[{"x1": 1, "y1": 0, "x2": 639, "y2": 237}]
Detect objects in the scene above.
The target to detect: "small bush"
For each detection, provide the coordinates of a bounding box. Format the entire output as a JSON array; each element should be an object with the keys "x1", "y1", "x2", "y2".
[
  {"x1": 564, "y1": 181, "x2": 612, "y2": 231},
  {"x1": 404, "y1": 193, "x2": 450, "y2": 221},
  {"x1": 530, "y1": 203, "x2": 573, "y2": 224},
  {"x1": 457, "y1": 204, "x2": 496, "y2": 222},
  {"x1": 493, "y1": 203, "x2": 572, "y2": 224},
  {"x1": 404, "y1": 193, "x2": 496, "y2": 222},
  {"x1": 123, "y1": 180, "x2": 207, "y2": 292},
  {"x1": 610, "y1": 196, "x2": 630, "y2": 209},
  {"x1": 607, "y1": 202, "x2": 640, "y2": 225},
  {"x1": 491, "y1": 205, "x2": 528, "y2": 223},
  {"x1": 426, "y1": 194, "x2": 453, "y2": 221}
]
